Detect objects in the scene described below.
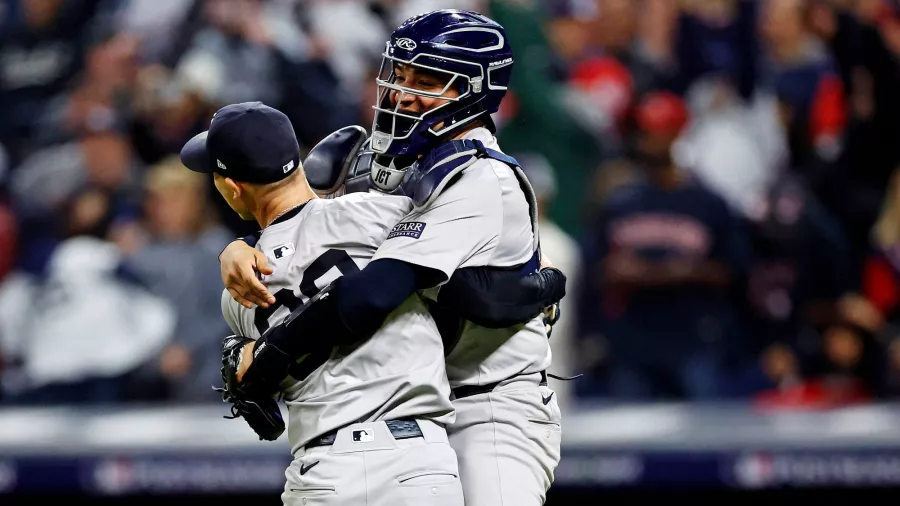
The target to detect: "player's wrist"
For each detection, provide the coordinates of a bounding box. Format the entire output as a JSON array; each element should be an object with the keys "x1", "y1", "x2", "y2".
[
  {"x1": 242, "y1": 339, "x2": 292, "y2": 395},
  {"x1": 299, "y1": 280, "x2": 364, "y2": 345},
  {"x1": 536, "y1": 267, "x2": 566, "y2": 304},
  {"x1": 257, "y1": 281, "x2": 359, "y2": 363},
  {"x1": 219, "y1": 233, "x2": 261, "y2": 262}
]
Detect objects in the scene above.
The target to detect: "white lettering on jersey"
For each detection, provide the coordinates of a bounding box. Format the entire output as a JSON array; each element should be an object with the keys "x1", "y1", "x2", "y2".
[{"x1": 386, "y1": 221, "x2": 426, "y2": 240}]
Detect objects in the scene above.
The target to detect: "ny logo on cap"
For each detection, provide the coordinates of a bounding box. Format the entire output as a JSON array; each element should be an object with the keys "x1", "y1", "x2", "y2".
[{"x1": 217, "y1": 159, "x2": 227, "y2": 170}]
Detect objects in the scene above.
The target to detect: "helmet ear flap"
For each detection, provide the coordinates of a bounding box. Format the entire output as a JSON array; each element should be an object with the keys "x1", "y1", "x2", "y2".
[{"x1": 486, "y1": 64, "x2": 513, "y2": 97}]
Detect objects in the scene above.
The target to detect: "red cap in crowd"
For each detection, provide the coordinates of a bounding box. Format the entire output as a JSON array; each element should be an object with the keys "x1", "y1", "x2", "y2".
[
  {"x1": 569, "y1": 56, "x2": 634, "y2": 125},
  {"x1": 635, "y1": 91, "x2": 689, "y2": 136}
]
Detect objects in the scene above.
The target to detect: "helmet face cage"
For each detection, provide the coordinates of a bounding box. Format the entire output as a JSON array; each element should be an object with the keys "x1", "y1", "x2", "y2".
[{"x1": 371, "y1": 47, "x2": 489, "y2": 156}]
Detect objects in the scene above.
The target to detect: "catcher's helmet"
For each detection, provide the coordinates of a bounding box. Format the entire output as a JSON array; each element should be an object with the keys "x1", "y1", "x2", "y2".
[{"x1": 370, "y1": 9, "x2": 514, "y2": 157}]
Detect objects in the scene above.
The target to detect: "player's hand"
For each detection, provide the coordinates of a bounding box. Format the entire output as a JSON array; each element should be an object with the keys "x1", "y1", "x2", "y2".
[
  {"x1": 538, "y1": 255, "x2": 564, "y2": 337},
  {"x1": 542, "y1": 302, "x2": 561, "y2": 338},
  {"x1": 539, "y1": 254, "x2": 561, "y2": 336},
  {"x1": 236, "y1": 341, "x2": 255, "y2": 383},
  {"x1": 220, "y1": 240, "x2": 276, "y2": 309}
]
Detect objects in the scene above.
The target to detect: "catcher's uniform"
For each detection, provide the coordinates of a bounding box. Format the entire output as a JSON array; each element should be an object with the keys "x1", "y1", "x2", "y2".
[
  {"x1": 372, "y1": 127, "x2": 562, "y2": 506},
  {"x1": 222, "y1": 193, "x2": 462, "y2": 506}
]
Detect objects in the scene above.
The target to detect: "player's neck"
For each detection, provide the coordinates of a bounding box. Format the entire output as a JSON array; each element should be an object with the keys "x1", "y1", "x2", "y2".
[
  {"x1": 450, "y1": 122, "x2": 483, "y2": 140},
  {"x1": 255, "y1": 181, "x2": 318, "y2": 229},
  {"x1": 413, "y1": 123, "x2": 484, "y2": 159}
]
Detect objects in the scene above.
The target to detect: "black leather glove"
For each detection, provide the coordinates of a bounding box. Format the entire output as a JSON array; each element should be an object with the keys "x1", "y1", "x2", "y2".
[{"x1": 215, "y1": 335, "x2": 286, "y2": 441}]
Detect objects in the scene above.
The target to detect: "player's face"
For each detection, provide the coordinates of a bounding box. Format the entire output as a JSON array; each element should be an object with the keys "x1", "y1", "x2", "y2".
[
  {"x1": 214, "y1": 173, "x2": 255, "y2": 221},
  {"x1": 389, "y1": 64, "x2": 459, "y2": 115}
]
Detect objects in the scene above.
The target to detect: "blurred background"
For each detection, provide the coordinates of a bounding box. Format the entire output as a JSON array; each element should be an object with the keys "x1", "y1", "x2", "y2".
[{"x1": 1, "y1": 0, "x2": 900, "y2": 503}]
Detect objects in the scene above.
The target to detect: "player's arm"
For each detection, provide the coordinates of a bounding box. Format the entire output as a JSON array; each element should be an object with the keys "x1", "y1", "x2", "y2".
[
  {"x1": 219, "y1": 231, "x2": 276, "y2": 309},
  {"x1": 220, "y1": 234, "x2": 567, "y2": 328},
  {"x1": 237, "y1": 262, "x2": 438, "y2": 395},
  {"x1": 299, "y1": 174, "x2": 508, "y2": 341},
  {"x1": 324, "y1": 172, "x2": 506, "y2": 337},
  {"x1": 438, "y1": 265, "x2": 567, "y2": 328},
  {"x1": 240, "y1": 178, "x2": 502, "y2": 384},
  {"x1": 227, "y1": 169, "x2": 502, "y2": 335}
]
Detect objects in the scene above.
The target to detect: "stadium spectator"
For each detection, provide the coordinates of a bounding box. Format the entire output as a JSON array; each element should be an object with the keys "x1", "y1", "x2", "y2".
[{"x1": 579, "y1": 91, "x2": 751, "y2": 400}]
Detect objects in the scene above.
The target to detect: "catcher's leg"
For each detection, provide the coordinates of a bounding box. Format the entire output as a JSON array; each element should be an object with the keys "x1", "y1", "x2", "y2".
[
  {"x1": 282, "y1": 419, "x2": 463, "y2": 506},
  {"x1": 448, "y1": 372, "x2": 562, "y2": 506}
]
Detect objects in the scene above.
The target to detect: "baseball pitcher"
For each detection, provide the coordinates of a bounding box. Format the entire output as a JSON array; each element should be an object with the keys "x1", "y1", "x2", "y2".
[{"x1": 181, "y1": 101, "x2": 463, "y2": 506}]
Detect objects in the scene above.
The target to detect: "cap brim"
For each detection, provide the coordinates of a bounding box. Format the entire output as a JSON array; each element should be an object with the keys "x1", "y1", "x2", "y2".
[{"x1": 180, "y1": 131, "x2": 214, "y2": 173}]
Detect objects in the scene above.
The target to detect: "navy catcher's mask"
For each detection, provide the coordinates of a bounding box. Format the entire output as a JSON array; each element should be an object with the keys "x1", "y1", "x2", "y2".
[{"x1": 370, "y1": 9, "x2": 514, "y2": 158}]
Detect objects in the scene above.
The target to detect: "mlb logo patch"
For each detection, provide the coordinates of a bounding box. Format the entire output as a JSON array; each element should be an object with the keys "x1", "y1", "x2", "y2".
[
  {"x1": 273, "y1": 243, "x2": 295, "y2": 259},
  {"x1": 387, "y1": 221, "x2": 426, "y2": 240},
  {"x1": 352, "y1": 429, "x2": 374, "y2": 443}
]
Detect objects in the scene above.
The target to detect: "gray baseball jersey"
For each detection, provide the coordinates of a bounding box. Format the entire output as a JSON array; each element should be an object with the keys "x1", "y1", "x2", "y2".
[
  {"x1": 371, "y1": 127, "x2": 552, "y2": 387},
  {"x1": 221, "y1": 193, "x2": 455, "y2": 454}
]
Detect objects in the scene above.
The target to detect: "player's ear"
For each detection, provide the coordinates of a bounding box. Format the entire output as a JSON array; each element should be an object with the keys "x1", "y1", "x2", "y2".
[{"x1": 223, "y1": 177, "x2": 243, "y2": 199}]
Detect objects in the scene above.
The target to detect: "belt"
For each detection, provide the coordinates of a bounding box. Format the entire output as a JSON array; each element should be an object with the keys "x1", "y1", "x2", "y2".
[
  {"x1": 306, "y1": 419, "x2": 423, "y2": 449},
  {"x1": 451, "y1": 370, "x2": 548, "y2": 400}
]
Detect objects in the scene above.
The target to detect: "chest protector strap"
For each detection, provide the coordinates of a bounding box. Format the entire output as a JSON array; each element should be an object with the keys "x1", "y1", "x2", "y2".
[{"x1": 401, "y1": 139, "x2": 541, "y2": 272}]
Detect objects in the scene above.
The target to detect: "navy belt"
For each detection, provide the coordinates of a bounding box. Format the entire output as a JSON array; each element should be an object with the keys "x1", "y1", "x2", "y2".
[
  {"x1": 306, "y1": 419, "x2": 423, "y2": 449},
  {"x1": 451, "y1": 370, "x2": 548, "y2": 400}
]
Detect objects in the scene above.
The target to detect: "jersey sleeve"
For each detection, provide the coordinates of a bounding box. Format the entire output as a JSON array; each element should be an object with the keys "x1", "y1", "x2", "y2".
[
  {"x1": 350, "y1": 194, "x2": 415, "y2": 245},
  {"x1": 220, "y1": 289, "x2": 248, "y2": 337},
  {"x1": 371, "y1": 169, "x2": 503, "y2": 284},
  {"x1": 318, "y1": 194, "x2": 410, "y2": 243}
]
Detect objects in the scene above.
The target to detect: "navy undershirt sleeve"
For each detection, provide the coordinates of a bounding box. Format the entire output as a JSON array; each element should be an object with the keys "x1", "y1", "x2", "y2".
[
  {"x1": 335, "y1": 258, "x2": 440, "y2": 335},
  {"x1": 259, "y1": 259, "x2": 441, "y2": 358}
]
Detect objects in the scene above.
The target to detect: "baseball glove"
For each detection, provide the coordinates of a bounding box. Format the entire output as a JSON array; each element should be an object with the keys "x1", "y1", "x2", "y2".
[
  {"x1": 215, "y1": 335, "x2": 286, "y2": 441},
  {"x1": 543, "y1": 302, "x2": 561, "y2": 338}
]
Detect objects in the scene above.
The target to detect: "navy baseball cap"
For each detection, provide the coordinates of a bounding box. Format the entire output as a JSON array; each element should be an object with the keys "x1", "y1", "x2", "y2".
[{"x1": 180, "y1": 102, "x2": 300, "y2": 184}]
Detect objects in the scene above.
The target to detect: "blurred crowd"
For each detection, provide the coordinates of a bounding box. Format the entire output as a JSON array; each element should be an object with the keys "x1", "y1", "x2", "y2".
[{"x1": 0, "y1": 0, "x2": 899, "y2": 410}]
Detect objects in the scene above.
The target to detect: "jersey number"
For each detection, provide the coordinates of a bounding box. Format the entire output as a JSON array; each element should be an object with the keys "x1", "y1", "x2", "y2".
[
  {"x1": 253, "y1": 249, "x2": 361, "y2": 335},
  {"x1": 252, "y1": 249, "x2": 360, "y2": 380}
]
